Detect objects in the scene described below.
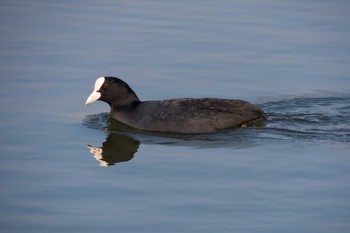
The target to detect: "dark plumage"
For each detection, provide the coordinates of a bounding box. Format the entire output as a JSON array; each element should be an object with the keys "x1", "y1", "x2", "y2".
[{"x1": 85, "y1": 76, "x2": 267, "y2": 133}]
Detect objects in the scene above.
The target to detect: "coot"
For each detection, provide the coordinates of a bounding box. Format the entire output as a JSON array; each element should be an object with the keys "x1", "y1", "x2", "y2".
[{"x1": 85, "y1": 76, "x2": 267, "y2": 133}]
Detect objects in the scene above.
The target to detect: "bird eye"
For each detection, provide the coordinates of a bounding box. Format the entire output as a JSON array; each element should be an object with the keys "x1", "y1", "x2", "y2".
[{"x1": 102, "y1": 83, "x2": 109, "y2": 89}]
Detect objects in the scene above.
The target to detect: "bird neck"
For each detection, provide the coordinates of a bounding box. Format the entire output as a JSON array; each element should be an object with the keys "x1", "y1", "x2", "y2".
[{"x1": 110, "y1": 94, "x2": 140, "y2": 112}]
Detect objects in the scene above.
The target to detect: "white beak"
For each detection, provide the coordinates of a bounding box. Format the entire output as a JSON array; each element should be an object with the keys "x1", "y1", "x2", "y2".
[
  {"x1": 85, "y1": 91, "x2": 101, "y2": 105},
  {"x1": 85, "y1": 77, "x2": 105, "y2": 105}
]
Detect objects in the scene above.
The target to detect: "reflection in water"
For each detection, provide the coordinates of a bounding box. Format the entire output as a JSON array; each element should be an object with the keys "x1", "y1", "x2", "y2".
[{"x1": 87, "y1": 133, "x2": 140, "y2": 167}]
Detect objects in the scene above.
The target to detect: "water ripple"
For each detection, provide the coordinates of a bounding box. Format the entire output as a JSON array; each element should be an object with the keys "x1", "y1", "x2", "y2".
[{"x1": 261, "y1": 95, "x2": 350, "y2": 144}]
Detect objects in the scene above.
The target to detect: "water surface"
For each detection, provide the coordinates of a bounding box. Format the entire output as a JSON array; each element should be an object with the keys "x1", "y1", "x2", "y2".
[{"x1": 1, "y1": 1, "x2": 350, "y2": 233}]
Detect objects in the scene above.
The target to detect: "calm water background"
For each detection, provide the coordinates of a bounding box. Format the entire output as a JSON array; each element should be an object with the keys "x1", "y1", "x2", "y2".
[{"x1": 1, "y1": 1, "x2": 350, "y2": 232}]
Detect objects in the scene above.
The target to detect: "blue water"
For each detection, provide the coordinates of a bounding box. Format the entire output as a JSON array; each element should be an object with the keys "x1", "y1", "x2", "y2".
[{"x1": 1, "y1": 1, "x2": 350, "y2": 233}]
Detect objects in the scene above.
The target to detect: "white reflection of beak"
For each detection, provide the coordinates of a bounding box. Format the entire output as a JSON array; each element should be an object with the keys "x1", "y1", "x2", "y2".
[{"x1": 87, "y1": 145, "x2": 108, "y2": 167}]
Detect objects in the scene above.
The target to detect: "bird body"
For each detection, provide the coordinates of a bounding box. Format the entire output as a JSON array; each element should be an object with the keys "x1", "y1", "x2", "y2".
[{"x1": 86, "y1": 76, "x2": 267, "y2": 133}]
